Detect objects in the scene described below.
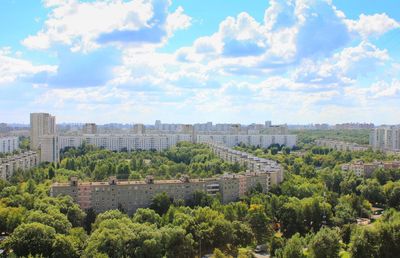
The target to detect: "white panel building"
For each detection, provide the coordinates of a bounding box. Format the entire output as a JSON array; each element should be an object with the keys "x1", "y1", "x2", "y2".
[
  {"x1": 370, "y1": 126, "x2": 400, "y2": 151},
  {"x1": 196, "y1": 134, "x2": 297, "y2": 148},
  {"x1": 0, "y1": 136, "x2": 19, "y2": 153},
  {"x1": 58, "y1": 134, "x2": 193, "y2": 152}
]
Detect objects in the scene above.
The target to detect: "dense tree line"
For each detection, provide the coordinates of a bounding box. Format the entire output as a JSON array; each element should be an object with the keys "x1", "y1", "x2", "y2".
[
  {"x1": 290, "y1": 129, "x2": 371, "y2": 146},
  {"x1": 56, "y1": 142, "x2": 245, "y2": 182}
]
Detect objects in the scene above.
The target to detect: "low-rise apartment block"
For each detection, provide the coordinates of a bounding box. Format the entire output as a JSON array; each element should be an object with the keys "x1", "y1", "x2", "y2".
[
  {"x1": 208, "y1": 143, "x2": 284, "y2": 184},
  {"x1": 51, "y1": 145, "x2": 283, "y2": 214},
  {"x1": 342, "y1": 160, "x2": 400, "y2": 177},
  {"x1": 315, "y1": 139, "x2": 369, "y2": 152},
  {"x1": 0, "y1": 151, "x2": 39, "y2": 180}
]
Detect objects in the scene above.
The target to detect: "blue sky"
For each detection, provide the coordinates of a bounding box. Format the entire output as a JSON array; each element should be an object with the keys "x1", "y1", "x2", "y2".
[{"x1": 1, "y1": 0, "x2": 400, "y2": 124}]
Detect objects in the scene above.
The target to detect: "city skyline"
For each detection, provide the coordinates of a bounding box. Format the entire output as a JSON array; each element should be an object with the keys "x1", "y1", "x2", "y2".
[{"x1": 1, "y1": 0, "x2": 400, "y2": 124}]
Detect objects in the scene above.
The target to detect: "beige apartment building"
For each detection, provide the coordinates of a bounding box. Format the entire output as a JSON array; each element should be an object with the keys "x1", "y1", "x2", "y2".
[
  {"x1": 39, "y1": 135, "x2": 60, "y2": 163},
  {"x1": 30, "y1": 113, "x2": 56, "y2": 150},
  {"x1": 0, "y1": 151, "x2": 39, "y2": 180},
  {"x1": 30, "y1": 113, "x2": 59, "y2": 163},
  {"x1": 315, "y1": 139, "x2": 370, "y2": 152},
  {"x1": 51, "y1": 145, "x2": 283, "y2": 215},
  {"x1": 83, "y1": 123, "x2": 97, "y2": 134},
  {"x1": 342, "y1": 160, "x2": 400, "y2": 177}
]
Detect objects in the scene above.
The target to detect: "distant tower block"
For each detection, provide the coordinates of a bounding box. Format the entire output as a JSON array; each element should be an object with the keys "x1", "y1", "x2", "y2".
[{"x1": 83, "y1": 123, "x2": 97, "y2": 134}]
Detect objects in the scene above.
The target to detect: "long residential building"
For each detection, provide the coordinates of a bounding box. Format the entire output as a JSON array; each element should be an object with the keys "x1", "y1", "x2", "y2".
[
  {"x1": 207, "y1": 143, "x2": 284, "y2": 184},
  {"x1": 0, "y1": 136, "x2": 19, "y2": 153},
  {"x1": 315, "y1": 139, "x2": 370, "y2": 152},
  {"x1": 197, "y1": 134, "x2": 297, "y2": 148},
  {"x1": 0, "y1": 151, "x2": 39, "y2": 180},
  {"x1": 51, "y1": 145, "x2": 284, "y2": 215},
  {"x1": 342, "y1": 160, "x2": 400, "y2": 177},
  {"x1": 57, "y1": 133, "x2": 297, "y2": 152},
  {"x1": 58, "y1": 134, "x2": 193, "y2": 152}
]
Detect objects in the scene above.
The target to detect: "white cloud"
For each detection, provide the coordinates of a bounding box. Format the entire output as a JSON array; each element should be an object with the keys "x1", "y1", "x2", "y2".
[
  {"x1": 166, "y1": 6, "x2": 192, "y2": 36},
  {"x1": 0, "y1": 49, "x2": 57, "y2": 85},
  {"x1": 370, "y1": 80, "x2": 400, "y2": 98},
  {"x1": 174, "y1": 0, "x2": 353, "y2": 76},
  {"x1": 23, "y1": 0, "x2": 191, "y2": 52},
  {"x1": 346, "y1": 13, "x2": 400, "y2": 38},
  {"x1": 293, "y1": 41, "x2": 389, "y2": 84}
]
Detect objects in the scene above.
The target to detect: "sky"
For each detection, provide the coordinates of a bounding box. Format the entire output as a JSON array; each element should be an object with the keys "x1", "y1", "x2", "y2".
[{"x1": 0, "y1": 0, "x2": 400, "y2": 125}]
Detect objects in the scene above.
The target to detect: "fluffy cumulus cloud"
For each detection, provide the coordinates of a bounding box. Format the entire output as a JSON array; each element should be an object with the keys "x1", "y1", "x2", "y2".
[
  {"x1": 0, "y1": 47, "x2": 56, "y2": 85},
  {"x1": 22, "y1": 0, "x2": 191, "y2": 52},
  {"x1": 293, "y1": 42, "x2": 389, "y2": 85},
  {"x1": 346, "y1": 13, "x2": 400, "y2": 38}
]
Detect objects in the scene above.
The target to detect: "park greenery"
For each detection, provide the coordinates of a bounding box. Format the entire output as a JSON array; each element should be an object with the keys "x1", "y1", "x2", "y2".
[
  {"x1": 290, "y1": 129, "x2": 371, "y2": 146},
  {"x1": 1, "y1": 141, "x2": 400, "y2": 257}
]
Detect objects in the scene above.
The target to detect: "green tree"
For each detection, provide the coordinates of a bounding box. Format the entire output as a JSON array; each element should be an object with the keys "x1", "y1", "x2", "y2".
[
  {"x1": 132, "y1": 208, "x2": 162, "y2": 226},
  {"x1": 246, "y1": 204, "x2": 271, "y2": 243},
  {"x1": 48, "y1": 166, "x2": 56, "y2": 179},
  {"x1": 0, "y1": 206, "x2": 25, "y2": 233},
  {"x1": 271, "y1": 147, "x2": 279, "y2": 155},
  {"x1": 26, "y1": 209, "x2": 72, "y2": 234},
  {"x1": 282, "y1": 147, "x2": 291, "y2": 155},
  {"x1": 309, "y1": 227, "x2": 341, "y2": 258},
  {"x1": 282, "y1": 233, "x2": 305, "y2": 258},
  {"x1": 91, "y1": 209, "x2": 127, "y2": 230},
  {"x1": 350, "y1": 227, "x2": 379, "y2": 258},
  {"x1": 116, "y1": 163, "x2": 130, "y2": 179},
  {"x1": 161, "y1": 226, "x2": 195, "y2": 258},
  {"x1": 150, "y1": 192, "x2": 173, "y2": 215},
  {"x1": 357, "y1": 179, "x2": 385, "y2": 205},
  {"x1": 52, "y1": 234, "x2": 79, "y2": 258},
  {"x1": 84, "y1": 208, "x2": 97, "y2": 232},
  {"x1": 232, "y1": 221, "x2": 254, "y2": 248},
  {"x1": 5, "y1": 222, "x2": 56, "y2": 257}
]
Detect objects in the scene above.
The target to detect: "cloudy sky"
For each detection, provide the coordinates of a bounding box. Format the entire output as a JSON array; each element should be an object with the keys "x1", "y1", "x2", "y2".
[{"x1": 1, "y1": 0, "x2": 399, "y2": 124}]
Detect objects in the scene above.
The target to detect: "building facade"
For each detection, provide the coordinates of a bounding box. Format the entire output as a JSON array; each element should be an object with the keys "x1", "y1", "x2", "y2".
[
  {"x1": 30, "y1": 113, "x2": 56, "y2": 150},
  {"x1": 0, "y1": 151, "x2": 39, "y2": 180},
  {"x1": 83, "y1": 123, "x2": 97, "y2": 134},
  {"x1": 0, "y1": 136, "x2": 19, "y2": 153},
  {"x1": 197, "y1": 134, "x2": 297, "y2": 148},
  {"x1": 58, "y1": 134, "x2": 193, "y2": 152},
  {"x1": 30, "y1": 113, "x2": 59, "y2": 163},
  {"x1": 39, "y1": 135, "x2": 60, "y2": 163},
  {"x1": 370, "y1": 126, "x2": 400, "y2": 152},
  {"x1": 315, "y1": 139, "x2": 370, "y2": 152},
  {"x1": 342, "y1": 160, "x2": 400, "y2": 177}
]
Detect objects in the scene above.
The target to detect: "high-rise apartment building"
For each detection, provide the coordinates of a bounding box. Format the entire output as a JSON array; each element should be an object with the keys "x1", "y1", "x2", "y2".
[
  {"x1": 39, "y1": 135, "x2": 59, "y2": 163},
  {"x1": 30, "y1": 113, "x2": 58, "y2": 163},
  {"x1": 132, "y1": 124, "x2": 145, "y2": 134},
  {"x1": 370, "y1": 126, "x2": 400, "y2": 151},
  {"x1": 30, "y1": 113, "x2": 56, "y2": 150},
  {"x1": 82, "y1": 123, "x2": 97, "y2": 134}
]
